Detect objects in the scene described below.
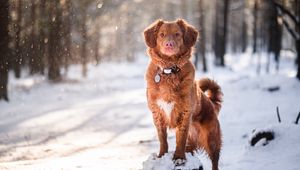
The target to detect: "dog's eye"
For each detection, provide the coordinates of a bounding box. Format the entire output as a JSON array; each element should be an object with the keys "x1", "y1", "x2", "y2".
[
  {"x1": 175, "y1": 32, "x2": 180, "y2": 37},
  {"x1": 159, "y1": 33, "x2": 165, "y2": 38}
]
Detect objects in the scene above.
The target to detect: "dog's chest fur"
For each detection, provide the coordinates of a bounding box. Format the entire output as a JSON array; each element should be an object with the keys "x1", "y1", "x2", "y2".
[
  {"x1": 153, "y1": 73, "x2": 182, "y2": 124},
  {"x1": 152, "y1": 75, "x2": 182, "y2": 127},
  {"x1": 156, "y1": 99, "x2": 175, "y2": 121}
]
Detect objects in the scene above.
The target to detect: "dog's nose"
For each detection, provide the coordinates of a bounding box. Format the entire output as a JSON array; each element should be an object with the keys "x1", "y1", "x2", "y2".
[{"x1": 165, "y1": 41, "x2": 174, "y2": 47}]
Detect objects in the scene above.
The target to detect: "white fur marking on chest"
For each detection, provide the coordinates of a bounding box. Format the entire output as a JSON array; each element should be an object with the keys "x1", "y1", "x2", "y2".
[{"x1": 156, "y1": 99, "x2": 175, "y2": 117}]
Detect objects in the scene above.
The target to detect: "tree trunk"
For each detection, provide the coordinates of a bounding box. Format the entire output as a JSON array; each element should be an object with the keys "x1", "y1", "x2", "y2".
[
  {"x1": 29, "y1": 0, "x2": 39, "y2": 75},
  {"x1": 221, "y1": 0, "x2": 229, "y2": 66},
  {"x1": 48, "y1": 0, "x2": 61, "y2": 81},
  {"x1": 199, "y1": 0, "x2": 207, "y2": 72},
  {"x1": 268, "y1": 0, "x2": 282, "y2": 72},
  {"x1": 297, "y1": 40, "x2": 300, "y2": 80},
  {"x1": 14, "y1": 0, "x2": 22, "y2": 78},
  {"x1": 241, "y1": 2, "x2": 247, "y2": 53},
  {"x1": 194, "y1": 52, "x2": 199, "y2": 70},
  {"x1": 63, "y1": 0, "x2": 72, "y2": 74},
  {"x1": 271, "y1": 0, "x2": 299, "y2": 79},
  {"x1": 253, "y1": 0, "x2": 258, "y2": 53},
  {"x1": 295, "y1": 1, "x2": 300, "y2": 80},
  {"x1": 125, "y1": 7, "x2": 135, "y2": 62},
  {"x1": 94, "y1": 23, "x2": 101, "y2": 65},
  {"x1": 241, "y1": 22, "x2": 247, "y2": 52},
  {"x1": 37, "y1": 0, "x2": 47, "y2": 75},
  {"x1": 213, "y1": 0, "x2": 219, "y2": 65},
  {"x1": 214, "y1": 0, "x2": 229, "y2": 66},
  {"x1": 81, "y1": 9, "x2": 88, "y2": 77},
  {"x1": 0, "y1": 0, "x2": 10, "y2": 101}
]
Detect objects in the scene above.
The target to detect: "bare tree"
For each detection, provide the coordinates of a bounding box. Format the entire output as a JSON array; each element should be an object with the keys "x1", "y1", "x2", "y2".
[
  {"x1": 80, "y1": 5, "x2": 88, "y2": 77},
  {"x1": 214, "y1": 0, "x2": 230, "y2": 66},
  {"x1": 94, "y1": 22, "x2": 101, "y2": 65},
  {"x1": 0, "y1": 0, "x2": 10, "y2": 101},
  {"x1": 29, "y1": 0, "x2": 39, "y2": 74},
  {"x1": 253, "y1": 0, "x2": 258, "y2": 53},
  {"x1": 199, "y1": 0, "x2": 207, "y2": 72},
  {"x1": 37, "y1": 0, "x2": 48, "y2": 75},
  {"x1": 48, "y1": 0, "x2": 62, "y2": 81},
  {"x1": 13, "y1": 0, "x2": 22, "y2": 78},
  {"x1": 241, "y1": 1, "x2": 247, "y2": 52},
  {"x1": 273, "y1": 0, "x2": 300, "y2": 80},
  {"x1": 267, "y1": 0, "x2": 282, "y2": 72},
  {"x1": 62, "y1": 0, "x2": 72, "y2": 74}
]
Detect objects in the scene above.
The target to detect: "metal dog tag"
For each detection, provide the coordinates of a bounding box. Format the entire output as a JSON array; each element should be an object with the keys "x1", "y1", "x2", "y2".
[{"x1": 154, "y1": 74, "x2": 160, "y2": 83}]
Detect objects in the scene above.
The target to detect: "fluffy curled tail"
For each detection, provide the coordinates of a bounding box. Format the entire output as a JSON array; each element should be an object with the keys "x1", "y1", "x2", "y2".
[{"x1": 198, "y1": 78, "x2": 223, "y2": 114}]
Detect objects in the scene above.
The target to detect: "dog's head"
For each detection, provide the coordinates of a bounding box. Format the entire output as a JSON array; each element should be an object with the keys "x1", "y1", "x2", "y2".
[{"x1": 144, "y1": 19, "x2": 198, "y2": 57}]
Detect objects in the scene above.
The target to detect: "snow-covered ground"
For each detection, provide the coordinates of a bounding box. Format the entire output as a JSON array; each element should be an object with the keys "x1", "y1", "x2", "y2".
[{"x1": 0, "y1": 51, "x2": 299, "y2": 170}]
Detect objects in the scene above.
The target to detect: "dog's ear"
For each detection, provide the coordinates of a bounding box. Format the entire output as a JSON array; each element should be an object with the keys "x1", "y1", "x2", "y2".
[
  {"x1": 177, "y1": 19, "x2": 198, "y2": 48},
  {"x1": 144, "y1": 19, "x2": 164, "y2": 48}
]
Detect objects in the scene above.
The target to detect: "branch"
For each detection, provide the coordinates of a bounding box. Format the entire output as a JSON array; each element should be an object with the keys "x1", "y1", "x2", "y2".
[
  {"x1": 273, "y1": 1, "x2": 299, "y2": 28},
  {"x1": 295, "y1": 112, "x2": 300, "y2": 124},
  {"x1": 282, "y1": 17, "x2": 298, "y2": 40},
  {"x1": 276, "y1": 106, "x2": 281, "y2": 123},
  {"x1": 250, "y1": 131, "x2": 275, "y2": 146}
]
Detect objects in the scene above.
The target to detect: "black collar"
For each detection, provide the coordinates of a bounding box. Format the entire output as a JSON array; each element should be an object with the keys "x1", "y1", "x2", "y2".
[{"x1": 154, "y1": 65, "x2": 180, "y2": 83}]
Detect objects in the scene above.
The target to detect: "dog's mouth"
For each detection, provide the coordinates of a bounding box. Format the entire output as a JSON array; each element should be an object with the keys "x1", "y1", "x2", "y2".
[{"x1": 161, "y1": 47, "x2": 179, "y2": 56}]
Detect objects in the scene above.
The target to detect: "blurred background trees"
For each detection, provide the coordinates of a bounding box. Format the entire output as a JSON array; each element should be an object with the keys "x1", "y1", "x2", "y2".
[
  {"x1": 0, "y1": 0, "x2": 299, "y2": 101},
  {"x1": 0, "y1": 0, "x2": 10, "y2": 101}
]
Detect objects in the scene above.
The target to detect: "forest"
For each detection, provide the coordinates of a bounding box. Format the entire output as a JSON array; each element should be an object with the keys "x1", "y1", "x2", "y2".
[
  {"x1": 0, "y1": 0, "x2": 299, "y2": 170},
  {"x1": 0, "y1": 0, "x2": 299, "y2": 101}
]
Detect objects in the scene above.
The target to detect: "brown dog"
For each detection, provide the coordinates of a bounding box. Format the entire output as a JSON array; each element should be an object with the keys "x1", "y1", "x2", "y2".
[{"x1": 143, "y1": 19, "x2": 223, "y2": 170}]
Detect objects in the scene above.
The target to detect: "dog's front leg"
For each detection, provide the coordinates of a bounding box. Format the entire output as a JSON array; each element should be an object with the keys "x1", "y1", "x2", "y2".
[
  {"x1": 172, "y1": 71, "x2": 194, "y2": 164},
  {"x1": 173, "y1": 110, "x2": 191, "y2": 164},
  {"x1": 152, "y1": 111, "x2": 168, "y2": 157}
]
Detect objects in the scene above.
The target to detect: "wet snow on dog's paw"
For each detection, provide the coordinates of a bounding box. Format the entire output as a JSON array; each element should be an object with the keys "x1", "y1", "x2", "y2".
[{"x1": 142, "y1": 152, "x2": 203, "y2": 170}]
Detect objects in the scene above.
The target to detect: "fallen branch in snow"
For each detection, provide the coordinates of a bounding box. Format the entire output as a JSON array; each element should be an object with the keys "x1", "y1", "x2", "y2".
[
  {"x1": 265, "y1": 86, "x2": 280, "y2": 92},
  {"x1": 295, "y1": 112, "x2": 300, "y2": 124},
  {"x1": 250, "y1": 130, "x2": 275, "y2": 146},
  {"x1": 139, "y1": 139, "x2": 153, "y2": 144},
  {"x1": 276, "y1": 106, "x2": 281, "y2": 123}
]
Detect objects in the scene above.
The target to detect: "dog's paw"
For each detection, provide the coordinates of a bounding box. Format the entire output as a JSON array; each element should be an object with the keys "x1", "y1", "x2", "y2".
[{"x1": 174, "y1": 158, "x2": 186, "y2": 166}]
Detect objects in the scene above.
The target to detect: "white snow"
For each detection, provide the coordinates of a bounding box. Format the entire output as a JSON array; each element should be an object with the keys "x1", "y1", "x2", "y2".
[
  {"x1": 156, "y1": 99, "x2": 175, "y2": 119},
  {"x1": 143, "y1": 152, "x2": 202, "y2": 170},
  {"x1": 0, "y1": 51, "x2": 300, "y2": 170},
  {"x1": 237, "y1": 124, "x2": 300, "y2": 170}
]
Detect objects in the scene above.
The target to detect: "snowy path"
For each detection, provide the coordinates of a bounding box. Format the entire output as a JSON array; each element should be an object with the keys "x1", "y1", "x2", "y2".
[
  {"x1": 0, "y1": 61, "x2": 157, "y2": 169},
  {"x1": 1, "y1": 54, "x2": 300, "y2": 170}
]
